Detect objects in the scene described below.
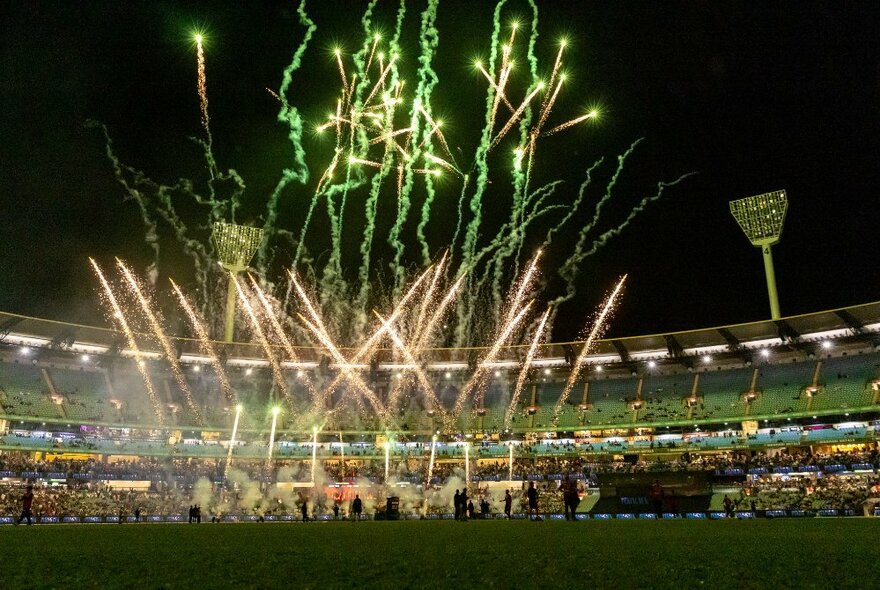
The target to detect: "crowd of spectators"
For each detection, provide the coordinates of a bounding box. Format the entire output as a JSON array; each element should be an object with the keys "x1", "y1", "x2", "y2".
[
  {"x1": 1, "y1": 446, "x2": 878, "y2": 484},
  {"x1": 735, "y1": 474, "x2": 880, "y2": 512}
]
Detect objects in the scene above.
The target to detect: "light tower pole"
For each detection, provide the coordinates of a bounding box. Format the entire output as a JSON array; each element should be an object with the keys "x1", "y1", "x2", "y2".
[
  {"x1": 212, "y1": 222, "x2": 264, "y2": 342},
  {"x1": 729, "y1": 190, "x2": 788, "y2": 320}
]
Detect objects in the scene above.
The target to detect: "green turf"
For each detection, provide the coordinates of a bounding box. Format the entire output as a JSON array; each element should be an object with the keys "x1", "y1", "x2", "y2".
[{"x1": 0, "y1": 519, "x2": 877, "y2": 589}]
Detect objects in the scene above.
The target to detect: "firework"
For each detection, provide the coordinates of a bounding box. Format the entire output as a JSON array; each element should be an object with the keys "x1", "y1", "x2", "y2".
[
  {"x1": 117, "y1": 259, "x2": 203, "y2": 423},
  {"x1": 233, "y1": 276, "x2": 293, "y2": 407},
  {"x1": 504, "y1": 307, "x2": 551, "y2": 429},
  {"x1": 541, "y1": 110, "x2": 599, "y2": 137},
  {"x1": 88, "y1": 2, "x2": 699, "y2": 433},
  {"x1": 170, "y1": 279, "x2": 236, "y2": 404},
  {"x1": 553, "y1": 275, "x2": 627, "y2": 419},
  {"x1": 89, "y1": 259, "x2": 164, "y2": 424},
  {"x1": 194, "y1": 33, "x2": 212, "y2": 152}
]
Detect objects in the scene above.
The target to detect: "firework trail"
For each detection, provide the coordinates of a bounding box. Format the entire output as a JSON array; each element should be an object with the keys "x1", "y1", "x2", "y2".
[
  {"x1": 414, "y1": 274, "x2": 465, "y2": 351},
  {"x1": 372, "y1": 311, "x2": 445, "y2": 416},
  {"x1": 541, "y1": 157, "x2": 605, "y2": 250},
  {"x1": 86, "y1": 118, "x2": 237, "y2": 324},
  {"x1": 194, "y1": 34, "x2": 214, "y2": 171},
  {"x1": 117, "y1": 259, "x2": 203, "y2": 423},
  {"x1": 500, "y1": 250, "x2": 541, "y2": 330},
  {"x1": 297, "y1": 313, "x2": 392, "y2": 426},
  {"x1": 490, "y1": 87, "x2": 543, "y2": 150},
  {"x1": 504, "y1": 307, "x2": 551, "y2": 429},
  {"x1": 294, "y1": 266, "x2": 433, "y2": 409},
  {"x1": 170, "y1": 279, "x2": 236, "y2": 404},
  {"x1": 456, "y1": 1, "x2": 507, "y2": 347},
  {"x1": 247, "y1": 275, "x2": 321, "y2": 423},
  {"x1": 537, "y1": 43, "x2": 566, "y2": 131},
  {"x1": 475, "y1": 63, "x2": 514, "y2": 112},
  {"x1": 289, "y1": 272, "x2": 398, "y2": 424},
  {"x1": 412, "y1": 0, "x2": 442, "y2": 267},
  {"x1": 233, "y1": 277, "x2": 294, "y2": 407},
  {"x1": 489, "y1": 21, "x2": 517, "y2": 131},
  {"x1": 541, "y1": 110, "x2": 599, "y2": 137},
  {"x1": 451, "y1": 301, "x2": 532, "y2": 421},
  {"x1": 412, "y1": 251, "x2": 447, "y2": 345},
  {"x1": 553, "y1": 275, "x2": 627, "y2": 419},
  {"x1": 387, "y1": 0, "x2": 439, "y2": 297},
  {"x1": 259, "y1": 0, "x2": 316, "y2": 270},
  {"x1": 90, "y1": 259, "x2": 164, "y2": 424},
  {"x1": 86, "y1": 122, "x2": 160, "y2": 283},
  {"x1": 551, "y1": 163, "x2": 695, "y2": 313}
]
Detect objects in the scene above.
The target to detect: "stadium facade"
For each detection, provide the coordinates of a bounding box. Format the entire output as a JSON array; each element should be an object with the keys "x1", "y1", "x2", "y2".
[{"x1": 1, "y1": 301, "x2": 878, "y2": 450}]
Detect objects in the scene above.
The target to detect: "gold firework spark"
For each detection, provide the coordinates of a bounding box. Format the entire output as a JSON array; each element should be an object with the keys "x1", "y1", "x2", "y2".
[
  {"x1": 553, "y1": 275, "x2": 627, "y2": 418},
  {"x1": 504, "y1": 307, "x2": 551, "y2": 429},
  {"x1": 89, "y1": 258, "x2": 164, "y2": 425},
  {"x1": 233, "y1": 276, "x2": 294, "y2": 407},
  {"x1": 170, "y1": 279, "x2": 236, "y2": 404},
  {"x1": 117, "y1": 259, "x2": 203, "y2": 423}
]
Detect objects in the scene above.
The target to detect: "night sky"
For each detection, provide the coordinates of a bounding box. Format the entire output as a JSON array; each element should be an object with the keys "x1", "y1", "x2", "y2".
[{"x1": 1, "y1": 1, "x2": 878, "y2": 341}]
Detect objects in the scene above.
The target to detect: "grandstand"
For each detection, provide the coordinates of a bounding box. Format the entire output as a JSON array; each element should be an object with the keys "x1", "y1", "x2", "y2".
[
  {"x1": 0, "y1": 301, "x2": 878, "y2": 438},
  {"x1": 1, "y1": 300, "x2": 879, "y2": 524}
]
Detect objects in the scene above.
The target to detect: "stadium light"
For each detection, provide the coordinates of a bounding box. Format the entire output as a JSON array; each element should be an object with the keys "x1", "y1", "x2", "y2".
[
  {"x1": 212, "y1": 222, "x2": 264, "y2": 343},
  {"x1": 729, "y1": 190, "x2": 788, "y2": 320}
]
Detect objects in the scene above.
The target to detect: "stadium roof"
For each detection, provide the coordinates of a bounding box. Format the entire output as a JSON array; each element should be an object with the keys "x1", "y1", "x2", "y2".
[{"x1": 1, "y1": 301, "x2": 878, "y2": 371}]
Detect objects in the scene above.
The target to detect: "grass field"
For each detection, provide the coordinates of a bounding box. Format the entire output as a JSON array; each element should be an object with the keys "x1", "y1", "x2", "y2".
[{"x1": 1, "y1": 519, "x2": 877, "y2": 589}]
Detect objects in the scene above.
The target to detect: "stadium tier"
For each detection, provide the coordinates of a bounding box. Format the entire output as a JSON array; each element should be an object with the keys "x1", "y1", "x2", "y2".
[{"x1": 0, "y1": 302, "x2": 878, "y2": 454}]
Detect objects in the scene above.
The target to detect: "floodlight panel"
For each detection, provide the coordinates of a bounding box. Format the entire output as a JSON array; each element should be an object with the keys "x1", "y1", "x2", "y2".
[
  {"x1": 729, "y1": 190, "x2": 788, "y2": 245},
  {"x1": 213, "y1": 222, "x2": 264, "y2": 271}
]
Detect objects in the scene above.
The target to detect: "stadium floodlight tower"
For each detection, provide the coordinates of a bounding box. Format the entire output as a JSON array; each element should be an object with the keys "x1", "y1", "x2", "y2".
[
  {"x1": 212, "y1": 222, "x2": 264, "y2": 342},
  {"x1": 729, "y1": 190, "x2": 788, "y2": 320}
]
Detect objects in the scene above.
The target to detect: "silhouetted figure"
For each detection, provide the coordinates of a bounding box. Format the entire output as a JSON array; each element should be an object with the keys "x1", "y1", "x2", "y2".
[
  {"x1": 527, "y1": 482, "x2": 539, "y2": 520},
  {"x1": 352, "y1": 494, "x2": 363, "y2": 521},
  {"x1": 467, "y1": 499, "x2": 475, "y2": 520},
  {"x1": 562, "y1": 475, "x2": 579, "y2": 520},
  {"x1": 649, "y1": 480, "x2": 664, "y2": 518},
  {"x1": 453, "y1": 489, "x2": 461, "y2": 520},
  {"x1": 196, "y1": 505, "x2": 201, "y2": 524},
  {"x1": 16, "y1": 485, "x2": 34, "y2": 526},
  {"x1": 504, "y1": 490, "x2": 512, "y2": 519},
  {"x1": 134, "y1": 507, "x2": 141, "y2": 522},
  {"x1": 480, "y1": 498, "x2": 490, "y2": 519},
  {"x1": 189, "y1": 505, "x2": 195, "y2": 524},
  {"x1": 333, "y1": 503, "x2": 340, "y2": 520},
  {"x1": 301, "y1": 500, "x2": 308, "y2": 522},
  {"x1": 723, "y1": 495, "x2": 734, "y2": 518},
  {"x1": 460, "y1": 489, "x2": 469, "y2": 521}
]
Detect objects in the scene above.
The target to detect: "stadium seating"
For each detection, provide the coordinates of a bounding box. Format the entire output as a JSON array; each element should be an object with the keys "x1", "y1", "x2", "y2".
[
  {"x1": 816, "y1": 354, "x2": 878, "y2": 411},
  {"x1": 750, "y1": 360, "x2": 816, "y2": 416},
  {"x1": 2, "y1": 351, "x2": 878, "y2": 432},
  {"x1": 0, "y1": 362, "x2": 62, "y2": 419}
]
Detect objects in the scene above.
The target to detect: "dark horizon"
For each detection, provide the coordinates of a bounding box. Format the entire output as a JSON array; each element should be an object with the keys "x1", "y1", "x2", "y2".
[{"x1": 1, "y1": 1, "x2": 878, "y2": 341}]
